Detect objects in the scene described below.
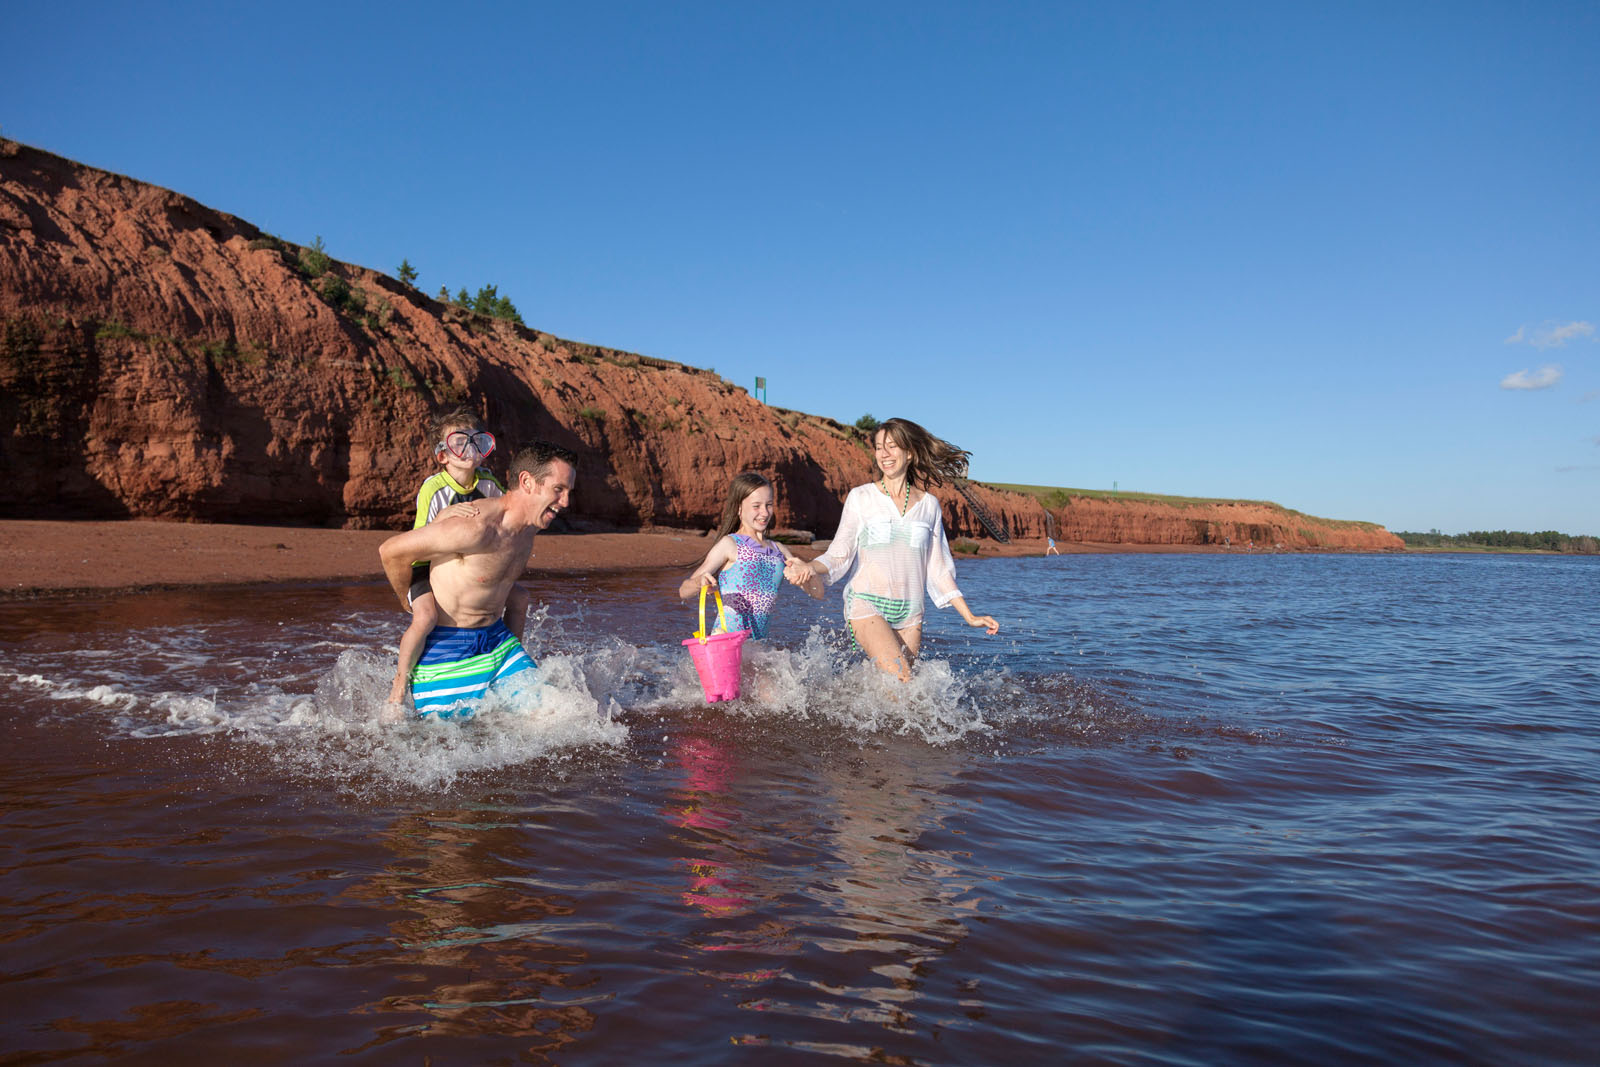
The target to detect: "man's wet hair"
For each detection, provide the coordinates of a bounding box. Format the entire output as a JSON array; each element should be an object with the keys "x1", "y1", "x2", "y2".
[{"x1": 508, "y1": 441, "x2": 578, "y2": 483}]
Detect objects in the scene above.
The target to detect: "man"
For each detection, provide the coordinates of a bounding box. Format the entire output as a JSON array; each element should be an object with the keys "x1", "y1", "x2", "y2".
[{"x1": 378, "y1": 441, "x2": 577, "y2": 720}]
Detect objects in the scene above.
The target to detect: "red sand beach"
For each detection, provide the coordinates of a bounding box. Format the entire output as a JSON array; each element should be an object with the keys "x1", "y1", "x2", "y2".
[{"x1": 0, "y1": 520, "x2": 1236, "y2": 598}]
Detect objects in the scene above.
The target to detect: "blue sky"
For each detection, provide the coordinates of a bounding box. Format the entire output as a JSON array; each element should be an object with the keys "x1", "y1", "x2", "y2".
[{"x1": 6, "y1": 2, "x2": 1597, "y2": 534}]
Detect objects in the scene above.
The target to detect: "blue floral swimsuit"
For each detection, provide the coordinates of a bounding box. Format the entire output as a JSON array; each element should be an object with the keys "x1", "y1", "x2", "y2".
[{"x1": 715, "y1": 535, "x2": 786, "y2": 639}]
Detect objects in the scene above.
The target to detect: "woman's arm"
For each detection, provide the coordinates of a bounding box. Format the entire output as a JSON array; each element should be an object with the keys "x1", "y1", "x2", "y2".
[
  {"x1": 920, "y1": 498, "x2": 997, "y2": 633},
  {"x1": 678, "y1": 536, "x2": 736, "y2": 599},
  {"x1": 948, "y1": 595, "x2": 1000, "y2": 635},
  {"x1": 807, "y1": 487, "x2": 866, "y2": 585},
  {"x1": 924, "y1": 496, "x2": 965, "y2": 609}
]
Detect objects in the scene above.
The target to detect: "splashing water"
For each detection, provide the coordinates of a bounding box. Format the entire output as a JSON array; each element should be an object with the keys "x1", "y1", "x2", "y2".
[{"x1": 1, "y1": 593, "x2": 1077, "y2": 791}]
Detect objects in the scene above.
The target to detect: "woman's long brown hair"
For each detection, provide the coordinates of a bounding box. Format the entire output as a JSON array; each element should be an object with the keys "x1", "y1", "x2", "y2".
[{"x1": 872, "y1": 418, "x2": 970, "y2": 488}]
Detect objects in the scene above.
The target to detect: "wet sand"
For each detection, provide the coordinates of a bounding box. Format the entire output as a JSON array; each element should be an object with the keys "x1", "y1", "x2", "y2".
[{"x1": 0, "y1": 519, "x2": 1233, "y2": 598}]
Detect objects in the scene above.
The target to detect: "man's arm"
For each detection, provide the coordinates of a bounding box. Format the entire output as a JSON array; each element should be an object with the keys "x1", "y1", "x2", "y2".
[
  {"x1": 504, "y1": 583, "x2": 534, "y2": 637},
  {"x1": 379, "y1": 517, "x2": 488, "y2": 610}
]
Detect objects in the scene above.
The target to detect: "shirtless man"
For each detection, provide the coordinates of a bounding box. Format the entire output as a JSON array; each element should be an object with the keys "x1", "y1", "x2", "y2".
[{"x1": 378, "y1": 441, "x2": 577, "y2": 721}]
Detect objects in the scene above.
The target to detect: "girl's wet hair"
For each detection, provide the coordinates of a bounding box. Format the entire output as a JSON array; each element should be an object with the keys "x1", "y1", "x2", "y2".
[
  {"x1": 717, "y1": 472, "x2": 774, "y2": 538},
  {"x1": 873, "y1": 418, "x2": 970, "y2": 488}
]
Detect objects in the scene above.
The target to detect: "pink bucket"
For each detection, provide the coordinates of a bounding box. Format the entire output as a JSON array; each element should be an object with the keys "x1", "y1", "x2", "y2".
[
  {"x1": 683, "y1": 630, "x2": 749, "y2": 702},
  {"x1": 683, "y1": 585, "x2": 750, "y2": 703}
]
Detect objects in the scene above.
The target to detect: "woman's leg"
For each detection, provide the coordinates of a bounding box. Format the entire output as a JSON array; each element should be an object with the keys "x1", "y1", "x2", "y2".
[
  {"x1": 898, "y1": 624, "x2": 923, "y2": 662},
  {"x1": 851, "y1": 614, "x2": 915, "y2": 682}
]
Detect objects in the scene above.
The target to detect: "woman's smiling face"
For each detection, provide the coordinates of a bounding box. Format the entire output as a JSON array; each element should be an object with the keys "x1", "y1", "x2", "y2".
[{"x1": 874, "y1": 429, "x2": 909, "y2": 480}]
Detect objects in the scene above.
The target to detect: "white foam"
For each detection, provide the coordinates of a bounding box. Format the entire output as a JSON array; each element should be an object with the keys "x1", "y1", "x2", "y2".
[
  {"x1": 249, "y1": 647, "x2": 633, "y2": 791},
  {"x1": 6, "y1": 606, "x2": 1056, "y2": 788},
  {"x1": 631, "y1": 627, "x2": 1000, "y2": 744},
  {"x1": 7, "y1": 672, "x2": 141, "y2": 712}
]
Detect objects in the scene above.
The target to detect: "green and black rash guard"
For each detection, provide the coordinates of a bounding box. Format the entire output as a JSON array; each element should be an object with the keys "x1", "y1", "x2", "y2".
[{"x1": 410, "y1": 468, "x2": 506, "y2": 571}]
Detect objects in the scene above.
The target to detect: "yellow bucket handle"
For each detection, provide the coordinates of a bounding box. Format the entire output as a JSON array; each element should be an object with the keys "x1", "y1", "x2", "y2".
[{"x1": 694, "y1": 582, "x2": 727, "y2": 642}]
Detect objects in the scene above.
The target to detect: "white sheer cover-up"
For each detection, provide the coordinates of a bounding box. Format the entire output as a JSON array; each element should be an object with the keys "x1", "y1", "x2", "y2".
[{"x1": 813, "y1": 484, "x2": 964, "y2": 629}]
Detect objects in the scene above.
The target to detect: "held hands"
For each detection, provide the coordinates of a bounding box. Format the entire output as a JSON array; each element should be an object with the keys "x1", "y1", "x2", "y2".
[{"x1": 783, "y1": 557, "x2": 815, "y2": 587}]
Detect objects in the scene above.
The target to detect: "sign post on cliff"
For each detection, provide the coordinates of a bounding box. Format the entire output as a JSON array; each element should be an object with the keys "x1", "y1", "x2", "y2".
[{"x1": 754, "y1": 376, "x2": 767, "y2": 403}]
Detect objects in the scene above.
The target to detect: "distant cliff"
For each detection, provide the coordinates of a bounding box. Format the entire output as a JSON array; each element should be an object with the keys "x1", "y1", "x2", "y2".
[{"x1": 0, "y1": 139, "x2": 1402, "y2": 551}]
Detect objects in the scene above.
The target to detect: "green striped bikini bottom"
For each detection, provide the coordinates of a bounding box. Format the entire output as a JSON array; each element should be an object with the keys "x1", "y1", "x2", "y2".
[{"x1": 844, "y1": 591, "x2": 916, "y2": 648}]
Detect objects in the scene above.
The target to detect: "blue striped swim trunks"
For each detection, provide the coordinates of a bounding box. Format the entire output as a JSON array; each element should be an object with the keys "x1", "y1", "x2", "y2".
[{"x1": 411, "y1": 620, "x2": 536, "y2": 719}]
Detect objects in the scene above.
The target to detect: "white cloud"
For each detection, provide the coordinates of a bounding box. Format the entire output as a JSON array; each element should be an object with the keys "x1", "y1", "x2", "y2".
[
  {"x1": 1505, "y1": 320, "x2": 1596, "y2": 349},
  {"x1": 1500, "y1": 364, "x2": 1564, "y2": 390}
]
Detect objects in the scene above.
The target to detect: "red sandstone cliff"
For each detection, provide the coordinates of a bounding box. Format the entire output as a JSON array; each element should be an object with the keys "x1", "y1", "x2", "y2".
[
  {"x1": 0, "y1": 139, "x2": 1402, "y2": 551},
  {"x1": 940, "y1": 484, "x2": 1402, "y2": 550}
]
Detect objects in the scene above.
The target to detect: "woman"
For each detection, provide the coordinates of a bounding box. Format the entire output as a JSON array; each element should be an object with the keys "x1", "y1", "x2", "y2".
[{"x1": 786, "y1": 418, "x2": 1000, "y2": 679}]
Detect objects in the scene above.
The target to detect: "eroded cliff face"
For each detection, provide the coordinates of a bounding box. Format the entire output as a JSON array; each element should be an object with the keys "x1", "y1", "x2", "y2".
[
  {"x1": 0, "y1": 139, "x2": 1402, "y2": 550},
  {"x1": 938, "y1": 485, "x2": 1402, "y2": 550},
  {"x1": 0, "y1": 139, "x2": 873, "y2": 533}
]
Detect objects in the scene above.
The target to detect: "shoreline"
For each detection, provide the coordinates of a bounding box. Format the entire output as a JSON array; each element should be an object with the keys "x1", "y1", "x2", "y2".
[{"x1": 1, "y1": 519, "x2": 1397, "y2": 600}]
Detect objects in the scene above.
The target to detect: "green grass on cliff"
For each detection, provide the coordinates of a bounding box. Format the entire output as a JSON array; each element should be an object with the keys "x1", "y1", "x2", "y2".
[{"x1": 983, "y1": 482, "x2": 1386, "y2": 530}]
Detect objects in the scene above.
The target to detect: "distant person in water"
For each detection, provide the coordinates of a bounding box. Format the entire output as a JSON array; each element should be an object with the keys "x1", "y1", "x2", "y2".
[
  {"x1": 385, "y1": 408, "x2": 532, "y2": 716},
  {"x1": 785, "y1": 417, "x2": 999, "y2": 681},
  {"x1": 378, "y1": 442, "x2": 577, "y2": 721},
  {"x1": 679, "y1": 472, "x2": 823, "y2": 639}
]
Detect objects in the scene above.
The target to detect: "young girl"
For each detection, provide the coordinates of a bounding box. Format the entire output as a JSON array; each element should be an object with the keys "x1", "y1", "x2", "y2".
[
  {"x1": 679, "y1": 472, "x2": 823, "y2": 641},
  {"x1": 785, "y1": 417, "x2": 1000, "y2": 680}
]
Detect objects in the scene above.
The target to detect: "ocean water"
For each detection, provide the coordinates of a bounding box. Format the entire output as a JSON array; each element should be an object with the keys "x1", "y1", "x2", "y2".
[{"x1": 1, "y1": 552, "x2": 1596, "y2": 1064}]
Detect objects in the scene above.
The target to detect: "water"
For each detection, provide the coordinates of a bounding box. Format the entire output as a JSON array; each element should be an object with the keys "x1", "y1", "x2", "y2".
[{"x1": 2, "y1": 553, "x2": 1596, "y2": 1064}]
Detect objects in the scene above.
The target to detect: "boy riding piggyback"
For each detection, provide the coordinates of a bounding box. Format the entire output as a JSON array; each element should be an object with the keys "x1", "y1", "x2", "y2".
[{"x1": 383, "y1": 408, "x2": 533, "y2": 719}]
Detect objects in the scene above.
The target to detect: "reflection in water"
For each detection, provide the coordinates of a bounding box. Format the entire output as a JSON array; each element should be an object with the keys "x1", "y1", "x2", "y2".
[
  {"x1": 770, "y1": 743, "x2": 982, "y2": 1048},
  {"x1": 660, "y1": 719, "x2": 986, "y2": 1056},
  {"x1": 9, "y1": 558, "x2": 1589, "y2": 1060},
  {"x1": 669, "y1": 735, "x2": 757, "y2": 919},
  {"x1": 665, "y1": 727, "x2": 801, "y2": 995},
  {"x1": 350, "y1": 809, "x2": 603, "y2": 1059}
]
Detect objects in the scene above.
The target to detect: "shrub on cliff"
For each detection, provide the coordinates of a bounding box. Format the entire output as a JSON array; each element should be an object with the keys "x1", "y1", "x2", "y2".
[
  {"x1": 298, "y1": 236, "x2": 331, "y2": 279},
  {"x1": 320, "y1": 275, "x2": 351, "y2": 309}
]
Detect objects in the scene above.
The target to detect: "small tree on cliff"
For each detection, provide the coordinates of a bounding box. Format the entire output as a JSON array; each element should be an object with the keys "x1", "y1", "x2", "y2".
[
  {"x1": 450, "y1": 283, "x2": 524, "y2": 325},
  {"x1": 298, "y1": 236, "x2": 331, "y2": 279},
  {"x1": 397, "y1": 259, "x2": 418, "y2": 286}
]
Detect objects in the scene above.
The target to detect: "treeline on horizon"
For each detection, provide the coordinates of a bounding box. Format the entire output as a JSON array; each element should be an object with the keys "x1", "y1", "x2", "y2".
[{"x1": 1397, "y1": 529, "x2": 1599, "y2": 554}]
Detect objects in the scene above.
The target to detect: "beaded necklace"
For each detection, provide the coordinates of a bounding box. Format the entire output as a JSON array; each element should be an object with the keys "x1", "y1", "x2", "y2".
[{"x1": 881, "y1": 476, "x2": 911, "y2": 516}]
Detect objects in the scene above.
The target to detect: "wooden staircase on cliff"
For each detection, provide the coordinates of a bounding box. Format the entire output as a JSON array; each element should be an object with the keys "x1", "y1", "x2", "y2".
[{"x1": 956, "y1": 482, "x2": 1011, "y2": 543}]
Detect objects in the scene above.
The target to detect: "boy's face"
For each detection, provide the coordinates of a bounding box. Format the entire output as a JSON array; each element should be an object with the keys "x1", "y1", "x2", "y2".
[{"x1": 437, "y1": 424, "x2": 487, "y2": 481}]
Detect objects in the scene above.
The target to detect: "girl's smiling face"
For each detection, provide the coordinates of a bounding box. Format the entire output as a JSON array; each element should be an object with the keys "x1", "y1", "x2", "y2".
[{"x1": 739, "y1": 485, "x2": 776, "y2": 535}]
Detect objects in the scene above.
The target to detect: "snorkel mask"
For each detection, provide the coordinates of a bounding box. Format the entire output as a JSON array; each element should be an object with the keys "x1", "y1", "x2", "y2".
[{"x1": 435, "y1": 429, "x2": 496, "y2": 461}]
